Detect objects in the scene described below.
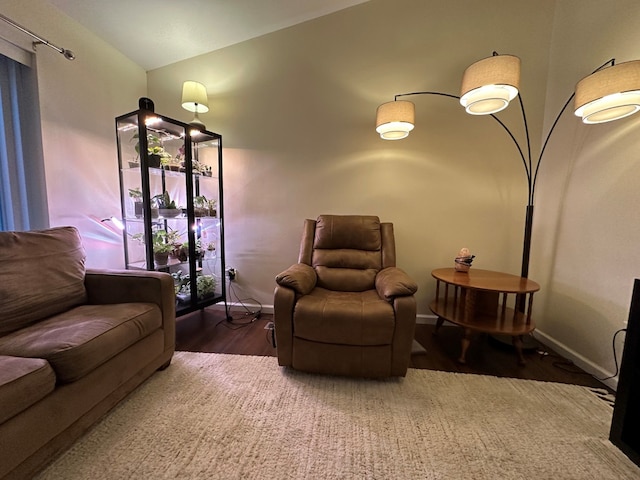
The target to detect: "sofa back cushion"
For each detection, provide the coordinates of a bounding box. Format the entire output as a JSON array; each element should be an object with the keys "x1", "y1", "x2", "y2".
[{"x1": 0, "y1": 226, "x2": 87, "y2": 335}]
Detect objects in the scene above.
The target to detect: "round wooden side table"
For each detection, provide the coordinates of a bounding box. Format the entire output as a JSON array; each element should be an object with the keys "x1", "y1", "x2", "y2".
[{"x1": 429, "y1": 268, "x2": 540, "y2": 364}]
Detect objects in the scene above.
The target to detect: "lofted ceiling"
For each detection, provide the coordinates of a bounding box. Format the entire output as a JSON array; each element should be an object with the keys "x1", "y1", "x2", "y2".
[{"x1": 48, "y1": 0, "x2": 370, "y2": 71}]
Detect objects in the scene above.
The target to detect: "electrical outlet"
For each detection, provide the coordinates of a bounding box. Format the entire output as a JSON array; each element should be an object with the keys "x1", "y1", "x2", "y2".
[{"x1": 226, "y1": 268, "x2": 237, "y2": 281}]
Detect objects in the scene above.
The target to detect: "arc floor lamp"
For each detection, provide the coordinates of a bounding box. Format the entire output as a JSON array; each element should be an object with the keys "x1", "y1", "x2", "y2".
[{"x1": 376, "y1": 52, "x2": 640, "y2": 279}]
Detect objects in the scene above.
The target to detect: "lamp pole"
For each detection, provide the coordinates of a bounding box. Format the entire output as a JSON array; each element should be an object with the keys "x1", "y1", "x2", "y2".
[
  {"x1": 392, "y1": 58, "x2": 616, "y2": 279},
  {"x1": 394, "y1": 91, "x2": 535, "y2": 278}
]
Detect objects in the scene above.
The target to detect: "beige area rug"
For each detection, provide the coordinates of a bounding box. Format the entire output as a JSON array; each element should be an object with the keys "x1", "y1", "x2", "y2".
[{"x1": 37, "y1": 352, "x2": 639, "y2": 480}]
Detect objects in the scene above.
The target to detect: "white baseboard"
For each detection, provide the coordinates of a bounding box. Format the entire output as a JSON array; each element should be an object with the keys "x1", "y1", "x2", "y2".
[
  {"x1": 533, "y1": 329, "x2": 618, "y2": 391},
  {"x1": 206, "y1": 302, "x2": 274, "y2": 314},
  {"x1": 416, "y1": 314, "x2": 439, "y2": 325}
]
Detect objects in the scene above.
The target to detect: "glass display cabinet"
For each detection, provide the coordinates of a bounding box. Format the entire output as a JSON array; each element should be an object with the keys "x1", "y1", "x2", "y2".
[{"x1": 115, "y1": 106, "x2": 226, "y2": 316}]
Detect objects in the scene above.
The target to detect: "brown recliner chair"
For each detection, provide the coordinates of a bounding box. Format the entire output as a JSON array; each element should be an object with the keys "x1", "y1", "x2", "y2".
[{"x1": 274, "y1": 215, "x2": 418, "y2": 377}]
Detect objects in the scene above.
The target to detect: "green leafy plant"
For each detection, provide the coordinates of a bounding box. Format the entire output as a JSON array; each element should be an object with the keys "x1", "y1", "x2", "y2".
[
  {"x1": 171, "y1": 271, "x2": 216, "y2": 299},
  {"x1": 193, "y1": 195, "x2": 217, "y2": 217},
  {"x1": 131, "y1": 132, "x2": 172, "y2": 163},
  {"x1": 128, "y1": 187, "x2": 142, "y2": 200},
  {"x1": 152, "y1": 191, "x2": 178, "y2": 209},
  {"x1": 132, "y1": 228, "x2": 180, "y2": 254}
]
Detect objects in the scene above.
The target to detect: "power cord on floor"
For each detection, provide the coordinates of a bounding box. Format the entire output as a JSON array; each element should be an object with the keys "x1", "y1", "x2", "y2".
[
  {"x1": 595, "y1": 328, "x2": 626, "y2": 382},
  {"x1": 221, "y1": 276, "x2": 263, "y2": 328}
]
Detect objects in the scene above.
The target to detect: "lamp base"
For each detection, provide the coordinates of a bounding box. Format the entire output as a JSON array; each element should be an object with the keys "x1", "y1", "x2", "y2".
[{"x1": 189, "y1": 117, "x2": 206, "y2": 130}]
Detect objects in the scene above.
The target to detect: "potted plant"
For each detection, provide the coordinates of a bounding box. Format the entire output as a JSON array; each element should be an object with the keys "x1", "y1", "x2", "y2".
[
  {"x1": 131, "y1": 132, "x2": 171, "y2": 168},
  {"x1": 151, "y1": 229, "x2": 180, "y2": 266},
  {"x1": 132, "y1": 228, "x2": 180, "y2": 266},
  {"x1": 176, "y1": 239, "x2": 205, "y2": 262},
  {"x1": 172, "y1": 271, "x2": 216, "y2": 303},
  {"x1": 193, "y1": 196, "x2": 217, "y2": 217},
  {"x1": 201, "y1": 165, "x2": 213, "y2": 177},
  {"x1": 193, "y1": 195, "x2": 209, "y2": 217},
  {"x1": 152, "y1": 191, "x2": 181, "y2": 218},
  {"x1": 128, "y1": 187, "x2": 143, "y2": 218},
  {"x1": 207, "y1": 198, "x2": 217, "y2": 217},
  {"x1": 128, "y1": 187, "x2": 159, "y2": 218}
]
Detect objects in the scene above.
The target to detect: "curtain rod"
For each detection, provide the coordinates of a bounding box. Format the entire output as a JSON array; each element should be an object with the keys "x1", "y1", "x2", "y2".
[{"x1": 0, "y1": 13, "x2": 75, "y2": 61}]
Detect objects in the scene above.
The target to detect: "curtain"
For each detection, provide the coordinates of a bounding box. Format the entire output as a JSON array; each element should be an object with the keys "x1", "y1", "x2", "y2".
[{"x1": 0, "y1": 54, "x2": 48, "y2": 231}]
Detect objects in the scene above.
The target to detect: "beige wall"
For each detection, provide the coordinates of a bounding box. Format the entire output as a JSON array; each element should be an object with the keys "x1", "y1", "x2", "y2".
[
  {"x1": 147, "y1": 0, "x2": 555, "y2": 320},
  {"x1": 0, "y1": 0, "x2": 146, "y2": 267},
  {"x1": 532, "y1": 0, "x2": 640, "y2": 387}
]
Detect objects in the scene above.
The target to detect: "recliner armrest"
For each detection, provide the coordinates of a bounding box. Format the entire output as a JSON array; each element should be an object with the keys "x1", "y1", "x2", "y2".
[
  {"x1": 275, "y1": 263, "x2": 317, "y2": 295},
  {"x1": 375, "y1": 267, "x2": 418, "y2": 301}
]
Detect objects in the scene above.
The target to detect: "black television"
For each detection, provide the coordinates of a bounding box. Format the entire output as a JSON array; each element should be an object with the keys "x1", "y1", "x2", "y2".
[{"x1": 610, "y1": 278, "x2": 640, "y2": 467}]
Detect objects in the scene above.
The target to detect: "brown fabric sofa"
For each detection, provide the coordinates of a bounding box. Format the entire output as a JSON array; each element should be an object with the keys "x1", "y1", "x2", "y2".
[
  {"x1": 274, "y1": 215, "x2": 418, "y2": 378},
  {"x1": 0, "y1": 226, "x2": 175, "y2": 480}
]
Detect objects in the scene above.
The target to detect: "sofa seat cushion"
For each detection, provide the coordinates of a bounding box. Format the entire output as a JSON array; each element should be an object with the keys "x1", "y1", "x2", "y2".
[
  {"x1": 293, "y1": 288, "x2": 395, "y2": 346},
  {"x1": 0, "y1": 355, "x2": 55, "y2": 424},
  {"x1": 0, "y1": 303, "x2": 162, "y2": 383}
]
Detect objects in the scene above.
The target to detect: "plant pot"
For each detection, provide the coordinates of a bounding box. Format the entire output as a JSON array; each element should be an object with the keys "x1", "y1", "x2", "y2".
[
  {"x1": 159, "y1": 208, "x2": 181, "y2": 218},
  {"x1": 134, "y1": 202, "x2": 143, "y2": 218},
  {"x1": 148, "y1": 154, "x2": 162, "y2": 168},
  {"x1": 154, "y1": 251, "x2": 169, "y2": 266},
  {"x1": 177, "y1": 246, "x2": 189, "y2": 262}
]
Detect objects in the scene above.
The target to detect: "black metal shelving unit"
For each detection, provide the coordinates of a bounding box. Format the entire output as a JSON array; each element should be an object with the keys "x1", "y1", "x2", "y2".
[{"x1": 115, "y1": 107, "x2": 226, "y2": 316}]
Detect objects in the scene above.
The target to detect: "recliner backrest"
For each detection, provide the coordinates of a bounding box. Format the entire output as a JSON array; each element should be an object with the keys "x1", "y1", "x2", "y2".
[{"x1": 298, "y1": 215, "x2": 396, "y2": 292}]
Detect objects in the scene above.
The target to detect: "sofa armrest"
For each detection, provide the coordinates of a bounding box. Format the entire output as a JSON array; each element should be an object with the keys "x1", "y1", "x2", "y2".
[
  {"x1": 375, "y1": 267, "x2": 418, "y2": 302},
  {"x1": 84, "y1": 269, "x2": 176, "y2": 352},
  {"x1": 275, "y1": 263, "x2": 317, "y2": 295}
]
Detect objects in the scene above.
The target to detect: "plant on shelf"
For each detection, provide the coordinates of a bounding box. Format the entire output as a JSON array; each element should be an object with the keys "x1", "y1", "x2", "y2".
[
  {"x1": 193, "y1": 195, "x2": 217, "y2": 217},
  {"x1": 201, "y1": 164, "x2": 212, "y2": 177},
  {"x1": 151, "y1": 229, "x2": 180, "y2": 266},
  {"x1": 193, "y1": 196, "x2": 209, "y2": 217},
  {"x1": 152, "y1": 191, "x2": 181, "y2": 217},
  {"x1": 191, "y1": 160, "x2": 212, "y2": 176},
  {"x1": 207, "y1": 198, "x2": 217, "y2": 217},
  {"x1": 131, "y1": 132, "x2": 172, "y2": 168},
  {"x1": 132, "y1": 228, "x2": 181, "y2": 266},
  {"x1": 171, "y1": 271, "x2": 216, "y2": 302},
  {"x1": 176, "y1": 239, "x2": 204, "y2": 262},
  {"x1": 128, "y1": 187, "x2": 143, "y2": 218}
]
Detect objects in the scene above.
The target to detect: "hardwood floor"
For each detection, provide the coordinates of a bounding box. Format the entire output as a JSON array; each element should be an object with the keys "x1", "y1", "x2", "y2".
[{"x1": 176, "y1": 307, "x2": 610, "y2": 390}]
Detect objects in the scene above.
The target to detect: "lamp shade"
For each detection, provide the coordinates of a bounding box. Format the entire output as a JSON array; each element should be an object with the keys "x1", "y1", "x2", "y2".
[
  {"x1": 574, "y1": 60, "x2": 640, "y2": 124},
  {"x1": 460, "y1": 54, "x2": 520, "y2": 115},
  {"x1": 375, "y1": 100, "x2": 415, "y2": 140},
  {"x1": 181, "y1": 81, "x2": 209, "y2": 113}
]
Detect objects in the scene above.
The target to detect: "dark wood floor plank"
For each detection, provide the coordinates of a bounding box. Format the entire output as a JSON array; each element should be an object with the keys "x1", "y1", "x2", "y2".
[{"x1": 176, "y1": 308, "x2": 608, "y2": 390}]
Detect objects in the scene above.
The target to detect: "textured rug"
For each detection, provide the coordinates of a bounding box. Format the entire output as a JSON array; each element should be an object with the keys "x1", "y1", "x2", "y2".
[{"x1": 37, "y1": 352, "x2": 639, "y2": 479}]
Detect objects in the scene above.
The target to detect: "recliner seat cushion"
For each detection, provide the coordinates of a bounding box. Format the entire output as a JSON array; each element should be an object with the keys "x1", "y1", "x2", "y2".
[
  {"x1": 0, "y1": 303, "x2": 161, "y2": 383},
  {"x1": 293, "y1": 288, "x2": 395, "y2": 346},
  {"x1": 0, "y1": 355, "x2": 56, "y2": 424},
  {"x1": 0, "y1": 227, "x2": 87, "y2": 335}
]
